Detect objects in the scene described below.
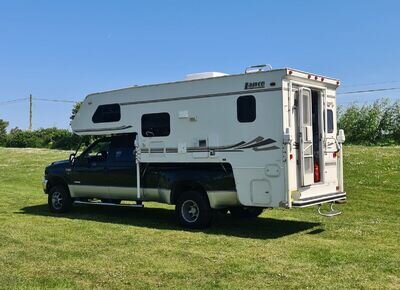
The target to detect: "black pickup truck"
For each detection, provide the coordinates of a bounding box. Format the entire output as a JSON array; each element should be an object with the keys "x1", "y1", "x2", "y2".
[{"x1": 43, "y1": 134, "x2": 263, "y2": 228}]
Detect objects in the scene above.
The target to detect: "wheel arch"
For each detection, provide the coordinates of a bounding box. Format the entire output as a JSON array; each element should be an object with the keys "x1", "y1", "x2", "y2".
[
  {"x1": 46, "y1": 176, "x2": 70, "y2": 194},
  {"x1": 170, "y1": 180, "x2": 209, "y2": 205}
]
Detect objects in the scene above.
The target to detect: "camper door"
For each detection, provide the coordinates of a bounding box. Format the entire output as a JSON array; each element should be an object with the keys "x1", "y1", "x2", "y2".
[{"x1": 298, "y1": 87, "x2": 314, "y2": 186}]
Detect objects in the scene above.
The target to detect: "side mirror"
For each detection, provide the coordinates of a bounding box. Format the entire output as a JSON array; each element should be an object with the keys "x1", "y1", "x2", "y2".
[{"x1": 69, "y1": 153, "x2": 76, "y2": 165}]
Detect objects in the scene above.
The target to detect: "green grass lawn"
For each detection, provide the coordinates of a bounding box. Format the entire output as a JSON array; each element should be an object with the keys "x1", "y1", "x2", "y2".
[{"x1": 0, "y1": 146, "x2": 399, "y2": 289}]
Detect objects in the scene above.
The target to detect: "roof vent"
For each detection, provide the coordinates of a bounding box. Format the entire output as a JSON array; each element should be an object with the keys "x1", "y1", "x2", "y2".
[
  {"x1": 185, "y1": 72, "x2": 229, "y2": 81},
  {"x1": 245, "y1": 64, "x2": 273, "y2": 74}
]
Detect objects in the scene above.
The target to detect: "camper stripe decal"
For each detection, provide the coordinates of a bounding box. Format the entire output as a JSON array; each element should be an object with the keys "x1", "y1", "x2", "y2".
[
  {"x1": 235, "y1": 136, "x2": 264, "y2": 149},
  {"x1": 119, "y1": 87, "x2": 282, "y2": 106},
  {"x1": 140, "y1": 137, "x2": 279, "y2": 154},
  {"x1": 74, "y1": 125, "x2": 133, "y2": 133},
  {"x1": 239, "y1": 138, "x2": 276, "y2": 149},
  {"x1": 253, "y1": 145, "x2": 280, "y2": 152}
]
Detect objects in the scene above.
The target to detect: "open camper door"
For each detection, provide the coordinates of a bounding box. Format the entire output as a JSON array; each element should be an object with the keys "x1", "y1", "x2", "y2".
[{"x1": 298, "y1": 87, "x2": 314, "y2": 186}]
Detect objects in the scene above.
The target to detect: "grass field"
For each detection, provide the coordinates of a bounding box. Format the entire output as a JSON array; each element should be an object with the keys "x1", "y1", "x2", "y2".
[{"x1": 0, "y1": 146, "x2": 399, "y2": 289}]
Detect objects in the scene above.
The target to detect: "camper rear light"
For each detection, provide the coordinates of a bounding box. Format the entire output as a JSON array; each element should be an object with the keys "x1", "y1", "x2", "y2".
[
  {"x1": 333, "y1": 152, "x2": 337, "y2": 158},
  {"x1": 336, "y1": 186, "x2": 340, "y2": 191},
  {"x1": 290, "y1": 153, "x2": 293, "y2": 160}
]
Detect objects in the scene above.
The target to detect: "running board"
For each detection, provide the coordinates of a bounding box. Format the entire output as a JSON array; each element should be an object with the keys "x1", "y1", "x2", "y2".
[
  {"x1": 74, "y1": 201, "x2": 144, "y2": 208},
  {"x1": 292, "y1": 192, "x2": 346, "y2": 208}
]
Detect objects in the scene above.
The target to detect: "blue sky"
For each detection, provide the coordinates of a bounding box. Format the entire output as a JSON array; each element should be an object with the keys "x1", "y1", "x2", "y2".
[{"x1": 1, "y1": 0, "x2": 400, "y2": 130}]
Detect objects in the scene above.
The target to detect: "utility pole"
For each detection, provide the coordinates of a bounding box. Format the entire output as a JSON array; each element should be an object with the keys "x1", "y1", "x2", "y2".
[{"x1": 29, "y1": 94, "x2": 32, "y2": 131}]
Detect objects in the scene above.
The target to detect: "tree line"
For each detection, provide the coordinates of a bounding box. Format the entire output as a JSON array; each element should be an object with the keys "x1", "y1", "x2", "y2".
[
  {"x1": 0, "y1": 125, "x2": 91, "y2": 150},
  {"x1": 0, "y1": 102, "x2": 90, "y2": 150},
  {"x1": 0, "y1": 98, "x2": 399, "y2": 149},
  {"x1": 338, "y1": 98, "x2": 400, "y2": 145}
]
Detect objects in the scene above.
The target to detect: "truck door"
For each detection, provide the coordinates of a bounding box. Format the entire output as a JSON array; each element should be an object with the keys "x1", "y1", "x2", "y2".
[
  {"x1": 107, "y1": 134, "x2": 137, "y2": 198},
  {"x1": 298, "y1": 87, "x2": 314, "y2": 186},
  {"x1": 69, "y1": 138, "x2": 111, "y2": 196}
]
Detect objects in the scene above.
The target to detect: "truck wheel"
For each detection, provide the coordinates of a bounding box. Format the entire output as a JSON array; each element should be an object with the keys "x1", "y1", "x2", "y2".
[
  {"x1": 176, "y1": 191, "x2": 212, "y2": 229},
  {"x1": 229, "y1": 207, "x2": 264, "y2": 218},
  {"x1": 48, "y1": 185, "x2": 72, "y2": 213}
]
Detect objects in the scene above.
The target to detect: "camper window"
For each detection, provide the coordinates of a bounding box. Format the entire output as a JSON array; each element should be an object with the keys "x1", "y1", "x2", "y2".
[
  {"x1": 327, "y1": 109, "x2": 334, "y2": 133},
  {"x1": 141, "y1": 112, "x2": 170, "y2": 137},
  {"x1": 92, "y1": 104, "x2": 121, "y2": 123},
  {"x1": 237, "y1": 95, "x2": 256, "y2": 123}
]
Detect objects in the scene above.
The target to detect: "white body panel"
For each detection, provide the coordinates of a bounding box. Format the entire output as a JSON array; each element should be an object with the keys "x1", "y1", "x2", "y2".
[{"x1": 71, "y1": 68, "x2": 343, "y2": 209}]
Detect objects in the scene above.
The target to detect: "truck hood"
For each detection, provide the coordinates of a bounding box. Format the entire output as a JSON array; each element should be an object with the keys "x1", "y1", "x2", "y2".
[
  {"x1": 50, "y1": 160, "x2": 69, "y2": 166},
  {"x1": 45, "y1": 160, "x2": 70, "y2": 175}
]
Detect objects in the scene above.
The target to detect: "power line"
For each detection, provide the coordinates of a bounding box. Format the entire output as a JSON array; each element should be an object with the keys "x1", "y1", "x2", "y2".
[
  {"x1": 0, "y1": 97, "x2": 29, "y2": 105},
  {"x1": 33, "y1": 98, "x2": 77, "y2": 103},
  {"x1": 0, "y1": 97, "x2": 79, "y2": 105},
  {"x1": 0, "y1": 95, "x2": 78, "y2": 131},
  {"x1": 338, "y1": 87, "x2": 400, "y2": 95},
  {"x1": 340, "y1": 80, "x2": 400, "y2": 88}
]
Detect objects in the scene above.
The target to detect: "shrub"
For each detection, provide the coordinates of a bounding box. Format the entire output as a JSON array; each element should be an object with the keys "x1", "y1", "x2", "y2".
[
  {"x1": 338, "y1": 98, "x2": 400, "y2": 145},
  {"x1": 6, "y1": 128, "x2": 44, "y2": 148},
  {"x1": 4, "y1": 127, "x2": 92, "y2": 150}
]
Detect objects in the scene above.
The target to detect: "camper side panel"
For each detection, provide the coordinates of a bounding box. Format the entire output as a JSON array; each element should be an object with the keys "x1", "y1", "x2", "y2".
[{"x1": 133, "y1": 91, "x2": 286, "y2": 208}]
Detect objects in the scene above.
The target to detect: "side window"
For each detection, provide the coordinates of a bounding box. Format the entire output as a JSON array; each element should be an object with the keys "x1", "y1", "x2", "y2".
[
  {"x1": 83, "y1": 139, "x2": 111, "y2": 163},
  {"x1": 327, "y1": 109, "x2": 334, "y2": 133},
  {"x1": 141, "y1": 113, "x2": 170, "y2": 137},
  {"x1": 92, "y1": 104, "x2": 121, "y2": 123},
  {"x1": 110, "y1": 135, "x2": 135, "y2": 163},
  {"x1": 237, "y1": 95, "x2": 256, "y2": 123}
]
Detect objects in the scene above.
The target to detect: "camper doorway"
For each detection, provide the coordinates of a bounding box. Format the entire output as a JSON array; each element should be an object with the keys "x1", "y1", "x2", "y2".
[
  {"x1": 311, "y1": 89, "x2": 323, "y2": 185},
  {"x1": 297, "y1": 87, "x2": 324, "y2": 187}
]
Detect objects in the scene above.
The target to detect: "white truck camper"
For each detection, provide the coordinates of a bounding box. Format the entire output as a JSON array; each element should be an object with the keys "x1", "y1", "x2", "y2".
[{"x1": 61, "y1": 65, "x2": 346, "y2": 228}]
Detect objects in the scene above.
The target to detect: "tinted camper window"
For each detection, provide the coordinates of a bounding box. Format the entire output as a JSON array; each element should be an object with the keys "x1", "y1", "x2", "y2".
[
  {"x1": 237, "y1": 95, "x2": 256, "y2": 123},
  {"x1": 92, "y1": 104, "x2": 121, "y2": 123},
  {"x1": 141, "y1": 113, "x2": 170, "y2": 137},
  {"x1": 327, "y1": 109, "x2": 334, "y2": 133}
]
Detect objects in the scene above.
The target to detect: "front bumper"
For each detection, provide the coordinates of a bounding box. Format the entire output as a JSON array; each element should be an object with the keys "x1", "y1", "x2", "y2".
[
  {"x1": 42, "y1": 179, "x2": 48, "y2": 193},
  {"x1": 292, "y1": 192, "x2": 346, "y2": 208}
]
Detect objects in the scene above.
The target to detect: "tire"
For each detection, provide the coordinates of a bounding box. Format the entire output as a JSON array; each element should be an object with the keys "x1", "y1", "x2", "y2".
[
  {"x1": 176, "y1": 190, "x2": 212, "y2": 229},
  {"x1": 48, "y1": 185, "x2": 73, "y2": 213},
  {"x1": 229, "y1": 207, "x2": 264, "y2": 218}
]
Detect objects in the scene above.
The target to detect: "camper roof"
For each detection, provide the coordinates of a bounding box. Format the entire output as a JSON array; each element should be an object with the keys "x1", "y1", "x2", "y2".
[{"x1": 86, "y1": 68, "x2": 339, "y2": 98}]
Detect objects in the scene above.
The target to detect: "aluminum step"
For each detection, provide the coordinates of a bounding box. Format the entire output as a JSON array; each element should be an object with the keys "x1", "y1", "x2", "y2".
[{"x1": 292, "y1": 192, "x2": 346, "y2": 208}]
